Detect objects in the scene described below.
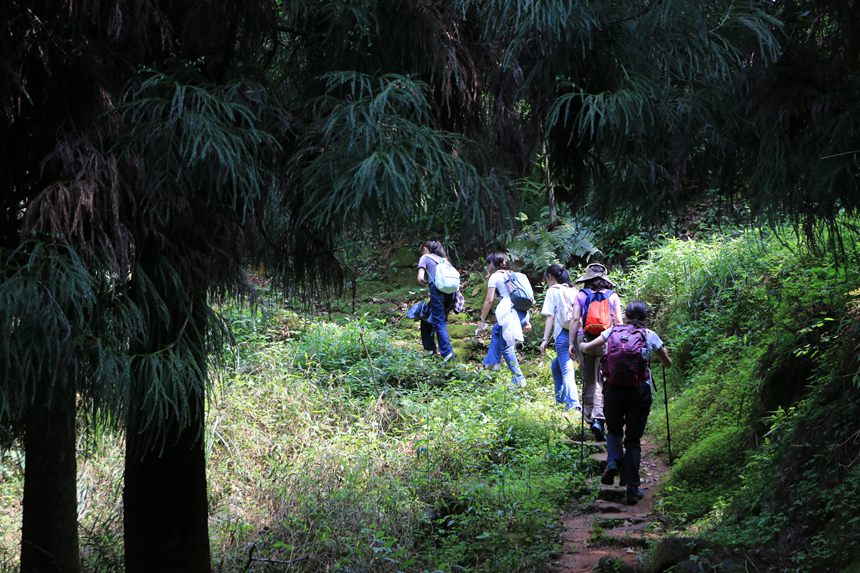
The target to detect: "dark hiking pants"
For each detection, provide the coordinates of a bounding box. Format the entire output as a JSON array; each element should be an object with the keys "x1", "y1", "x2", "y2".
[{"x1": 604, "y1": 382, "x2": 653, "y2": 488}]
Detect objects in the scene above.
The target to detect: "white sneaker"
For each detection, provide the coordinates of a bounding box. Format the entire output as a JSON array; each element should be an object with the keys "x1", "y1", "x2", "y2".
[{"x1": 442, "y1": 353, "x2": 454, "y2": 362}]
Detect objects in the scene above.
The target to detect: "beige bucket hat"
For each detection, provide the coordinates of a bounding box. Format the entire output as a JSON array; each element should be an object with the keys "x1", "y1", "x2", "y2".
[{"x1": 574, "y1": 262, "x2": 616, "y2": 287}]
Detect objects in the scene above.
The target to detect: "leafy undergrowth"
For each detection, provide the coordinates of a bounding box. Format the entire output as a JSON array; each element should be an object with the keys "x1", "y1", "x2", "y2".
[
  {"x1": 206, "y1": 314, "x2": 591, "y2": 572},
  {"x1": 0, "y1": 295, "x2": 591, "y2": 572},
  {"x1": 628, "y1": 227, "x2": 860, "y2": 572}
]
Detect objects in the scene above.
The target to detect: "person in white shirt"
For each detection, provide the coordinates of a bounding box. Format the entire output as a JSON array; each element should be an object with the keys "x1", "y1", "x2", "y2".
[
  {"x1": 417, "y1": 240, "x2": 455, "y2": 360},
  {"x1": 476, "y1": 252, "x2": 531, "y2": 388},
  {"x1": 539, "y1": 265, "x2": 582, "y2": 413}
]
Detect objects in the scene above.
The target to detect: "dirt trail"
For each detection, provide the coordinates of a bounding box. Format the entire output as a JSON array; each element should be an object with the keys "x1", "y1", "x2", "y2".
[{"x1": 553, "y1": 439, "x2": 668, "y2": 572}]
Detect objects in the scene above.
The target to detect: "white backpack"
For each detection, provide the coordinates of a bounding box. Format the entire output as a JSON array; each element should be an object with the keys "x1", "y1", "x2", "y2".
[
  {"x1": 552, "y1": 284, "x2": 578, "y2": 330},
  {"x1": 428, "y1": 255, "x2": 460, "y2": 294}
]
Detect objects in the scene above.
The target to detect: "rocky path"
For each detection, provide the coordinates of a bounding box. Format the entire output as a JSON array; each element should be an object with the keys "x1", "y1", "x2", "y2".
[{"x1": 553, "y1": 439, "x2": 669, "y2": 572}]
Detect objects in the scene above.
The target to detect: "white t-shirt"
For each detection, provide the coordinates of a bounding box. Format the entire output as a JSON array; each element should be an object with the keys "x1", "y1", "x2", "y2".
[
  {"x1": 488, "y1": 270, "x2": 512, "y2": 299},
  {"x1": 541, "y1": 284, "x2": 575, "y2": 339}
]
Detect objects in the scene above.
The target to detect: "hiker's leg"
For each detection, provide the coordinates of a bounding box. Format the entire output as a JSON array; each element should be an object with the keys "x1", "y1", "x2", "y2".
[
  {"x1": 420, "y1": 320, "x2": 436, "y2": 353},
  {"x1": 620, "y1": 383, "x2": 654, "y2": 488},
  {"x1": 428, "y1": 284, "x2": 454, "y2": 357},
  {"x1": 551, "y1": 356, "x2": 564, "y2": 403},
  {"x1": 580, "y1": 351, "x2": 597, "y2": 425},
  {"x1": 555, "y1": 329, "x2": 580, "y2": 410},
  {"x1": 603, "y1": 386, "x2": 625, "y2": 466},
  {"x1": 501, "y1": 338, "x2": 525, "y2": 385},
  {"x1": 482, "y1": 324, "x2": 503, "y2": 367},
  {"x1": 592, "y1": 357, "x2": 606, "y2": 422}
]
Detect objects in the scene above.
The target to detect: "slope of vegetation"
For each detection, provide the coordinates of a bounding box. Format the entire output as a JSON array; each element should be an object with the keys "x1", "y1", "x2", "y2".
[{"x1": 626, "y1": 227, "x2": 860, "y2": 572}]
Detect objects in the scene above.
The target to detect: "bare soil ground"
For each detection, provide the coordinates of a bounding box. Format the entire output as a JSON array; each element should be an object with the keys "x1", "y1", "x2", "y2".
[{"x1": 552, "y1": 439, "x2": 668, "y2": 572}]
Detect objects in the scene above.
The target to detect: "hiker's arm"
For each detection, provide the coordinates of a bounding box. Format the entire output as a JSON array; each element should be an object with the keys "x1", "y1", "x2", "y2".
[
  {"x1": 579, "y1": 333, "x2": 608, "y2": 354},
  {"x1": 540, "y1": 315, "x2": 554, "y2": 354},
  {"x1": 655, "y1": 346, "x2": 672, "y2": 367},
  {"x1": 614, "y1": 295, "x2": 624, "y2": 325},
  {"x1": 477, "y1": 287, "x2": 496, "y2": 331},
  {"x1": 417, "y1": 268, "x2": 428, "y2": 286},
  {"x1": 568, "y1": 303, "x2": 582, "y2": 356}
]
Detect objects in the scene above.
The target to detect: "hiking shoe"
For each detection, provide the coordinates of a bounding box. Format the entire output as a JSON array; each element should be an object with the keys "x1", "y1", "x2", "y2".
[
  {"x1": 442, "y1": 352, "x2": 454, "y2": 362},
  {"x1": 506, "y1": 380, "x2": 527, "y2": 390},
  {"x1": 590, "y1": 419, "x2": 606, "y2": 442},
  {"x1": 601, "y1": 462, "x2": 618, "y2": 486},
  {"x1": 625, "y1": 486, "x2": 644, "y2": 505}
]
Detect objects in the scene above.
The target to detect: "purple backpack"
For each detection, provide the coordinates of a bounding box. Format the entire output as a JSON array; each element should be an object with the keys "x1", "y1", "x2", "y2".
[{"x1": 601, "y1": 324, "x2": 649, "y2": 387}]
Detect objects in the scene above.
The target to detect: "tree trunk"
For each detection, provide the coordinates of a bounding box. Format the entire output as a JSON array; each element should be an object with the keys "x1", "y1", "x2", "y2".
[
  {"x1": 20, "y1": 394, "x2": 79, "y2": 573},
  {"x1": 542, "y1": 141, "x2": 558, "y2": 227},
  {"x1": 124, "y1": 401, "x2": 210, "y2": 573},
  {"x1": 124, "y1": 281, "x2": 211, "y2": 573}
]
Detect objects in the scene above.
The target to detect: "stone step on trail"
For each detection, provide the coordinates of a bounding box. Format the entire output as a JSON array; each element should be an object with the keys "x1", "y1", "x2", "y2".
[{"x1": 553, "y1": 439, "x2": 669, "y2": 573}]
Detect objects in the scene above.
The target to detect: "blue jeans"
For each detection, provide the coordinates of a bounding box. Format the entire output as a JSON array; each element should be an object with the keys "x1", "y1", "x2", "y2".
[
  {"x1": 421, "y1": 284, "x2": 453, "y2": 357},
  {"x1": 551, "y1": 329, "x2": 581, "y2": 410},
  {"x1": 482, "y1": 309, "x2": 527, "y2": 385},
  {"x1": 604, "y1": 382, "x2": 653, "y2": 488}
]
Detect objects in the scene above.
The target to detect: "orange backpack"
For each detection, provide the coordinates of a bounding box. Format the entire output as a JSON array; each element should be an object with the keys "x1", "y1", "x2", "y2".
[{"x1": 582, "y1": 288, "x2": 615, "y2": 337}]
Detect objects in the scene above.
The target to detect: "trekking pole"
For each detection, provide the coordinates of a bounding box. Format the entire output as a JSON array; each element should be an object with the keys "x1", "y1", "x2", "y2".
[
  {"x1": 579, "y1": 405, "x2": 584, "y2": 464},
  {"x1": 661, "y1": 363, "x2": 673, "y2": 465}
]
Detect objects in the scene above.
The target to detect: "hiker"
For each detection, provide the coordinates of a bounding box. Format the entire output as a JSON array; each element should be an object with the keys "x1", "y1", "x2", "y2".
[
  {"x1": 539, "y1": 265, "x2": 582, "y2": 413},
  {"x1": 579, "y1": 301, "x2": 672, "y2": 505},
  {"x1": 568, "y1": 263, "x2": 623, "y2": 441},
  {"x1": 476, "y1": 252, "x2": 532, "y2": 388},
  {"x1": 417, "y1": 240, "x2": 457, "y2": 361}
]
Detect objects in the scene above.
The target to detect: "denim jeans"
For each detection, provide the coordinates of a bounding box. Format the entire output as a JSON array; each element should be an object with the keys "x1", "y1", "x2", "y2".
[
  {"x1": 604, "y1": 382, "x2": 653, "y2": 488},
  {"x1": 482, "y1": 309, "x2": 528, "y2": 385},
  {"x1": 421, "y1": 284, "x2": 453, "y2": 357},
  {"x1": 551, "y1": 329, "x2": 581, "y2": 410},
  {"x1": 578, "y1": 333, "x2": 605, "y2": 424}
]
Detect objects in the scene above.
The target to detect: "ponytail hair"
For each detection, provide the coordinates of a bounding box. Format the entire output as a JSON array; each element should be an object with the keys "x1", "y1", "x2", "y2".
[
  {"x1": 485, "y1": 252, "x2": 511, "y2": 271},
  {"x1": 624, "y1": 301, "x2": 649, "y2": 328},
  {"x1": 544, "y1": 264, "x2": 571, "y2": 286},
  {"x1": 422, "y1": 240, "x2": 446, "y2": 258}
]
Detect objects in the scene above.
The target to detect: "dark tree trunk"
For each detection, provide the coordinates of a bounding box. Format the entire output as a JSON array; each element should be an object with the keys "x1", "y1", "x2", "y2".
[
  {"x1": 124, "y1": 400, "x2": 210, "y2": 573},
  {"x1": 20, "y1": 394, "x2": 79, "y2": 573},
  {"x1": 124, "y1": 278, "x2": 211, "y2": 573},
  {"x1": 542, "y1": 140, "x2": 558, "y2": 227}
]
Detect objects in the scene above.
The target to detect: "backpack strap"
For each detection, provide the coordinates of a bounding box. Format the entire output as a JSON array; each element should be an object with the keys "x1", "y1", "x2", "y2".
[{"x1": 581, "y1": 288, "x2": 595, "y2": 318}]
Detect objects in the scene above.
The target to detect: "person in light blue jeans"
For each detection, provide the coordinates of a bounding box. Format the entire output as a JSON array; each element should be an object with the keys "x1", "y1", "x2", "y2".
[
  {"x1": 417, "y1": 241, "x2": 455, "y2": 360},
  {"x1": 539, "y1": 265, "x2": 581, "y2": 412},
  {"x1": 476, "y1": 252, "x2": 531, "y2": 387}
]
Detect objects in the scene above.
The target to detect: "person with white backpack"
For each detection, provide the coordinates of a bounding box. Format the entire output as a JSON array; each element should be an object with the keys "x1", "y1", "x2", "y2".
[
  {"x1": 417, "y1": 240, "x2": 460, "y2": 361},
  {"x1": 539, "y1": 265, "x2": 582, "y2": 413},
  {"x1": 476, "y1": 252, "x2": 533, "y2": 388}
]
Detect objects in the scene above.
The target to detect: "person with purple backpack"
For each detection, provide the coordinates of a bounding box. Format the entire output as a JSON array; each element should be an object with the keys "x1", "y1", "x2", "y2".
[{"x1": 578, "y1": 301, "x2": 672, "y2": 505}]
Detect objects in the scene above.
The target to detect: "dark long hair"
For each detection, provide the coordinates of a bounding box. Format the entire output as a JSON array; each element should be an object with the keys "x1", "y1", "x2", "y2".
[
  {"x1": 485, "y1": 252, "x2": 510, "y2": 270},
  {"x1": 624, "y1": 301, "x2": 649, "y2": 328},
  {"x1": 584, "y1": 277, "x2": 614, "y2": 291},
  {"x1": 422, "y1": 240, "x2": 446, "y2": 258},
  {"x1": 544, "y1": 264, "x2": 571, "y2": 286}
]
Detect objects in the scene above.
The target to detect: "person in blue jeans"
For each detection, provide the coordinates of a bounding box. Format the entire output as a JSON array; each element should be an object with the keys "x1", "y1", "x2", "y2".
[
  {"x1": 476, "y1": 252, "x2": 531, "y2": 388},
  {"x1": 579, "y1": 301, "x2": 672, "y2": 505},
  {"x1": 539, "y1": 265, "x2": 582, "y2": 413},
  {"x1": 417, "y1": 241, "x2": 455, "y2": 360}
]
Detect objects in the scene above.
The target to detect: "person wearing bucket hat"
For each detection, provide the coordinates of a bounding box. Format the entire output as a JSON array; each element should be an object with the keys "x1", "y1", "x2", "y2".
[{"x1": 568, "y1": 262, "x2": 623, "y2": 441}]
